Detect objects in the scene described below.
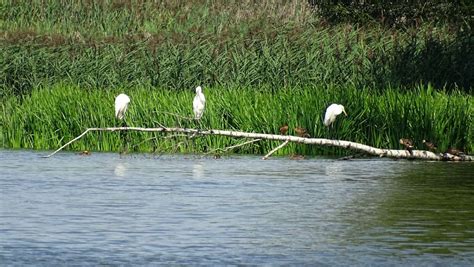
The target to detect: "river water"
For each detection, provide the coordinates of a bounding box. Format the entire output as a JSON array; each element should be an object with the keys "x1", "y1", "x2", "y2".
[{"x1": 1, "y1": 150, "x2": 473, "y2": 265}]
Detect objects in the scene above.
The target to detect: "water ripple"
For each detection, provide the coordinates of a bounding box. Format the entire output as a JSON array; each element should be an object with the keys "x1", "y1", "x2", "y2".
[{"x1": 1, "y1": 150, "x2": 474, "y2": 265}]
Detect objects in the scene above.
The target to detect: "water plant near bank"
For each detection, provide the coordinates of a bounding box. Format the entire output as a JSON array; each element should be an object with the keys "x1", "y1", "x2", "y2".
[
  {"x1": 1, "y1": 85, "x2": 472, "y2": 155},
  {"x1": 1, "y1": 1, "x2": 471, "y2": 156}
]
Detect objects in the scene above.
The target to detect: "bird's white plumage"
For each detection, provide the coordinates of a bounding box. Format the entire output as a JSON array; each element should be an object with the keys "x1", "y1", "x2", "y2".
[
  {"x1": 115, "y1": 93, "x2": 130, "y2": 120},
  {"x1": 324, "y1": 104, "x2": 347, "y2": 127},
  {"x1": 193, "y1": 86, "x2": 205, "y2": 120}
]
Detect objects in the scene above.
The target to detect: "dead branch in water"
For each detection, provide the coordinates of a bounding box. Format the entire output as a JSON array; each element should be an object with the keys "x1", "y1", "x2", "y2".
[
  {"x1": 44, "y1": 126, "x2": 473, "y2": 161},
  {"x1": 262, "y1": 140, "x2": 290, "y2": 160},
  {"x1": 205, "y1": 138, "x2": 262, "y2": 155}
]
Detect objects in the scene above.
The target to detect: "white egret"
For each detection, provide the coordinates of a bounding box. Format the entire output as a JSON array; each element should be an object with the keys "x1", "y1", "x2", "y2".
[
  {"x1": 115, "y1": 93, "x2": 130, "y2": 120},
  {"x1": 193, "y1": 86, "x2": 205, "y2": 120},
  {"x1": 324, "y1": 104, "x2": 347, "y2": 127}
]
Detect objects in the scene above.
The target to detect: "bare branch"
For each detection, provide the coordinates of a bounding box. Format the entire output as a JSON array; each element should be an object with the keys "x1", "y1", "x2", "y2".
[
  {"x1": 44, "y1": 128, "x2": 92, "y2": 158},
  {"x1": 206, "y1": 138, "x2": 262, "y2": 155},
  {"x1": 223, "y1": 138, "x2": 262, "y2": 152},
  {"x1": 262, "y1": 140, "x2": 290, "y2": 160},
  {"x1": 43, "y1": 126, "x2": 474, "y2": 161}
]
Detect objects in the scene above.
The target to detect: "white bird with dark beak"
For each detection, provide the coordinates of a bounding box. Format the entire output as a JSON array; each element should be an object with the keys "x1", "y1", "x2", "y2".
[
  {"x1": 193, "y1": 86, "x2": 205, "y2": 120},
  {"x1": 324, "y1": 104, "x2": 347, "y2": 127},
  {"x1": 115, "y1": 93, "x2": 130, "y2": 120}
]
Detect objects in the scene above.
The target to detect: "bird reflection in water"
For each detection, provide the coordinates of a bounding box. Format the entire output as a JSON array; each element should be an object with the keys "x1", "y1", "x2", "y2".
[
  {"x1": 114, "y1": 163, "x2": 127, "y2": 177},
  {"x1": 192, "y1": 163, "x2": 204, "y2": 179}
]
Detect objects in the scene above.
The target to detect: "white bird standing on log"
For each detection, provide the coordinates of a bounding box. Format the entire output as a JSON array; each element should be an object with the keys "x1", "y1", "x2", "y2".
[
  {"x1": 324, "y1": 104, "x2": 347, "y2": 127},
  {"x1": 115, "y1": 93, "x2": 130, "y2": 120},
  {"x1": 193, "y1": 86, "x2": 206, "y2": 120}
]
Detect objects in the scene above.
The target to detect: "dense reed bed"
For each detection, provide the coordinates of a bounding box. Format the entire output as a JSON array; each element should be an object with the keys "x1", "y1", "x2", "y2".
[
  {"x1": 1, "y1": 85, "x2": 472, "y2": 155},
  {"x1": 1, "y1": 0, "x2": 472, "y2": 97},
  {"x1": 1, "y1": 1, "x2": 471, "y2": 155}
]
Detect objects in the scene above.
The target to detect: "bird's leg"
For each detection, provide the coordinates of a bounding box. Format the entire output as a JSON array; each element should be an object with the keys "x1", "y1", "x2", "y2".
[
  {"x1": 189, "y1": 119, "x2": 200, "y2": 139},
  {"x1": 326, "y1": 124, "x2": 333, "y2": 140},
  {"x1": 188, "y1": 119, "x2": 202, "y2": 152},
  {"x1": 120, "y1": 120, "x2": 130, "y2": 154},
  {"x1": 196, "y1": 119, "x2": 203, "y2": 133}
]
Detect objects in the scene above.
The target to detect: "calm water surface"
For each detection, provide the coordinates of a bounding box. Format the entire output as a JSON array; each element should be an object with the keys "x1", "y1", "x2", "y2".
[{"x1": 1, "y1": 150, "x2": 474, "y2": 265}]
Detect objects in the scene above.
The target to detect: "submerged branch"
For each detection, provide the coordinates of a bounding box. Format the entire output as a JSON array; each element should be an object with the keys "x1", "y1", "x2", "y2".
[{"x1": 44, "y1": 126, "x2": 473, "y2": 161}]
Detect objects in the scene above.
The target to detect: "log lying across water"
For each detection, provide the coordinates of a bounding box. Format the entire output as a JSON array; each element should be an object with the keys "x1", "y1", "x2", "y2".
[{"x1": 44, "y1": 126, "x2": 473, "y2": 161}]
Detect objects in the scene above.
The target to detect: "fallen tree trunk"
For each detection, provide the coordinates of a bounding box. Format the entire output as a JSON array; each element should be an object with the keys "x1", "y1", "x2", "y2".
[{"x1": 44, "y1": 126, "x2": 473, "y2": 161}]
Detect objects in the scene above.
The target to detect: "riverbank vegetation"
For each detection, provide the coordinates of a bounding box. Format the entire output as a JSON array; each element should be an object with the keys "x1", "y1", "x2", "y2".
[
  {"x1": 0, "y1": 1, "x2": 472, "y2": 155},
  {"x1": 1, "y1": 85, "x2": 472, "y2": 155}
]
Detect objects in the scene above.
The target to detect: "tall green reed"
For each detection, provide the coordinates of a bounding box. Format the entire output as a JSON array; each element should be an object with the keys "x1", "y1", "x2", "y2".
[
  {"x1": 1, "y1": 85, "x2": 471, "y2": 155},
  {"x1": 1, "y1": 1, "x2": 470, "y2": 96}
]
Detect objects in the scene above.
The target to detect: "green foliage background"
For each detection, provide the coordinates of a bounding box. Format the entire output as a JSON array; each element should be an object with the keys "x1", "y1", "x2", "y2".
[{"x1": 0, "y1": 1, "x2": 472, "y2": 155}]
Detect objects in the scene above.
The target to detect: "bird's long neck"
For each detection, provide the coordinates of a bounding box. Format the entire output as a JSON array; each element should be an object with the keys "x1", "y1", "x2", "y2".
[{"x1": 198, "y1": 92, "x2": 205, "y2": 101}]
